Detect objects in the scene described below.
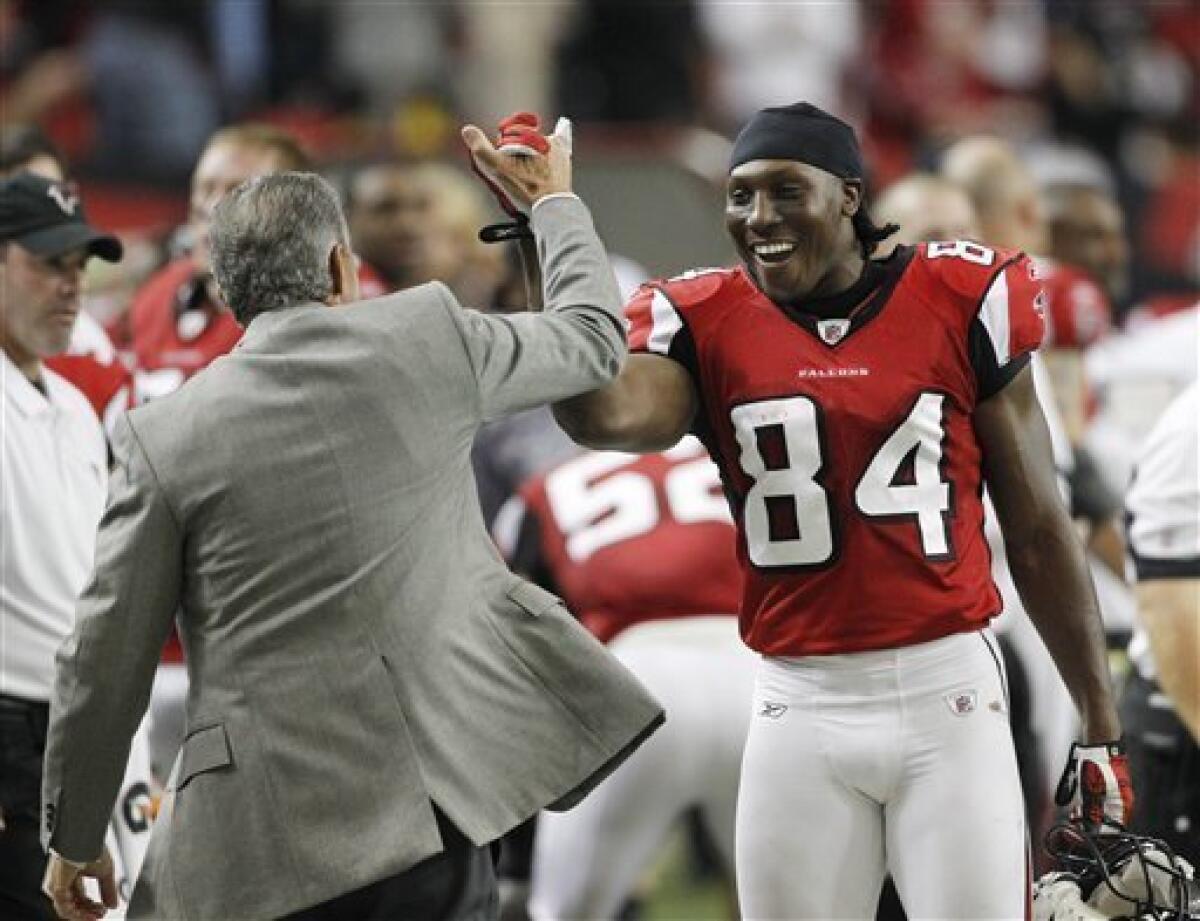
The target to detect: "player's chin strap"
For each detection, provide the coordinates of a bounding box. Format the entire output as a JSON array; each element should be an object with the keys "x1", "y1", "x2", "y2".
[{"x1": 478, "y1": 214, "x2": 533, "y2": 244}]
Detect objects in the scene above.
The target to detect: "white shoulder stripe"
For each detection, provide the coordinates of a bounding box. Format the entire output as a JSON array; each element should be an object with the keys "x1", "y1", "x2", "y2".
[
  {"x1": 647, "y1": 289, "x2": 683, "y2": 355},
  {"x1": 978, "y1": 270, "x2": 1011, "y2": 365}
]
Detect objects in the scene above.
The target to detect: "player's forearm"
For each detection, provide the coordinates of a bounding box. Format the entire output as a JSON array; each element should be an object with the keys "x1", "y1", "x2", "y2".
[
  {"x1": 553, "y1": 382, "x2": 650, "y2": 451},
  {"x1": 1004, "y1": 510, "x2": 1121, "y2": 743},
  {"x1": 1137, "y1": 579, "x2": 1200, "y2": 741},
  {"x1": 553, "y1": 355, "x2": 697, "y2": 453}
]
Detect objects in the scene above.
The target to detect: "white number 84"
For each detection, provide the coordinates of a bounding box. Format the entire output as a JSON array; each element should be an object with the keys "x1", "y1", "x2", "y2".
[{"x1": 731, "y1": 392, "x2": 953, "y2": 568}]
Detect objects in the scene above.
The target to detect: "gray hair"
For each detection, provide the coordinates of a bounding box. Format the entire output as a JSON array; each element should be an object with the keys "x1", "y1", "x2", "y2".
[{"x1": 210, "y1": 172, "x2": 350, "y2": 324}]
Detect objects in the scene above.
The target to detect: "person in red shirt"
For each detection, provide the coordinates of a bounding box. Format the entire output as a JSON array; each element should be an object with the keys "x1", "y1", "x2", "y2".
[
  {"x1": 127, "y1": 124, "x2": 311, "y2": 401},
  {"x1": 545, "y1": 102, "x2": 1128, "y2": 918},
  {"x1": 1044, "y1": 183, "x2": 1132, "y2": 318}
]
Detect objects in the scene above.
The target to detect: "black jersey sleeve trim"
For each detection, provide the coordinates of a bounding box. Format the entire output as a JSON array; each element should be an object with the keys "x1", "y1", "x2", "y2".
[
  {"x1": 969, "y1": 317, "x2": 1031, "y2": 401},
  {"x1": 649, "y1": 285, "x2": 709, "y2": 441},
  {"x1": 966, "y1": 255, "x2": 1033, "y2": 400}
]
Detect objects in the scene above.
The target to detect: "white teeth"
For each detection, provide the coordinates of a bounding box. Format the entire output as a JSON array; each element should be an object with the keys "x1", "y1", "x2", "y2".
[{"x1": 752, "y1": 242, "x2": 797, "y2": 257}]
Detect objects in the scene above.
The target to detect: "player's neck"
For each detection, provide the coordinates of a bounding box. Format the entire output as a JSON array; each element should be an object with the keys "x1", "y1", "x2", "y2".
[{"x1": 794, "y1": 256, "x2": 882, "y2": 320}]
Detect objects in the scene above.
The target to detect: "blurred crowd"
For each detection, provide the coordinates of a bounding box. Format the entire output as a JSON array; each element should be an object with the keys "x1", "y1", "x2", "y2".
[
  {"x1": 2, "y1": 0, "x2": 1197, "y2": 301},
  {"x1": 1, "y1": 0, "x2": 1197, "y2": 915}
]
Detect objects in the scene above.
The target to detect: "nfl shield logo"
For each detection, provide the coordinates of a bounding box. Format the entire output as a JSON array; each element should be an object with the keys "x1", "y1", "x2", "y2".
[
  {"x1": 817, "y1": 319, "x2": 850, "y2": 345},
  {"x1": 945, "y1": 690, "x2": 978, "y2": 716}
]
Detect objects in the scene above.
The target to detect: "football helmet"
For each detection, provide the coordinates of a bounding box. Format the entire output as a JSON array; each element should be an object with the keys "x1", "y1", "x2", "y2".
[{"x1": 1034, "y1": 819, "x2": 1199, "y2": 920}]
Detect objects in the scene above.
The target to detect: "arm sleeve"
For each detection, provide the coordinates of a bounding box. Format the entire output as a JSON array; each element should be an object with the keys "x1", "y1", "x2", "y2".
[
  {"x1": 42, "y1": 415, "x2": 183, "y2": 861},
  {"x1": 444, "y1": 196, "x2": 627, "y2": 422}
]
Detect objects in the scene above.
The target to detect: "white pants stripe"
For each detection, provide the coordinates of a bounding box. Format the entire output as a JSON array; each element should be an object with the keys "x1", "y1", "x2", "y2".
[{"x1": 736, "y1": 629, "x2": 1028, "y2": 920}]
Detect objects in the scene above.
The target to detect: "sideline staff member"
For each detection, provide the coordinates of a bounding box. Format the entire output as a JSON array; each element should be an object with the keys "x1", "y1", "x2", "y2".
[
  {"x1": 0, "y1": 173, "x2": 122, "y2": 920},
  {"x1": 1121, "y1": 382, "x2": 1199, "y2": 867}
]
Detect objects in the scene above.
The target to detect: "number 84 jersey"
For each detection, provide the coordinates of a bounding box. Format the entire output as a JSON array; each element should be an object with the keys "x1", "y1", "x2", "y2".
[{"x1": 626, "y1": 242, "x2": 1047, "y2": 657}]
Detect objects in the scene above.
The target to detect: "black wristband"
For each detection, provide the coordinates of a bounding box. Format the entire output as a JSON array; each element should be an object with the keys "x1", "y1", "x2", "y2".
[{"x1": 479, "y1": 217, "x2": 533, "y2": 244}]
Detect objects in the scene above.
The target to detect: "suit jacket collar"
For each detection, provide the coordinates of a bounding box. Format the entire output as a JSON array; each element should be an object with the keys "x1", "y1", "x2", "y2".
[{"x1": 236, "y1": 301, "x2": 324, "y2": 352}]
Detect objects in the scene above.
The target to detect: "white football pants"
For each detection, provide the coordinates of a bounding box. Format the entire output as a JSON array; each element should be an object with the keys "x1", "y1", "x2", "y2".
[
  {"x1": 529, "y1": 616, "x2": 758, "y2": 921},
  {"x1": 736, "y1": 629, "x2": 1029, "y2": 921}
]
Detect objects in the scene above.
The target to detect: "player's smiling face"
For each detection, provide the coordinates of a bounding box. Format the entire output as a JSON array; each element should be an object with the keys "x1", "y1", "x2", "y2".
[{"x1": 725, "y1": 160, "x2": 861, "y2": 304}]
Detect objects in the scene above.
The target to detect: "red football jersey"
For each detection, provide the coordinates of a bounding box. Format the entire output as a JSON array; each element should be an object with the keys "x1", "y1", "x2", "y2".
[
  {"x1": 45, "y1": 312, "x2": 132, "y2": 430},
  {"x1": 129, "y1": 257, "x2": 406, "y2": 401},
  {"x1": 500, "y1": 438, "x2": 742, "y2": 643},
  {"x1": 129, "y1": 258, "x2": 243, "y2": 399},
  {"x1": 626, "y1": 242, "x2": 1046, "y2": 656},
  {"x1": 1037, "y1": 259, "x2": 1112, "y2": 349}
]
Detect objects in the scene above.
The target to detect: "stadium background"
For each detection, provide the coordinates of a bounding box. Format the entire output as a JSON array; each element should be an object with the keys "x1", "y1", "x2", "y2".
[{"x1": 3, "y1": 1, "x2": 1196, "y2": 918}]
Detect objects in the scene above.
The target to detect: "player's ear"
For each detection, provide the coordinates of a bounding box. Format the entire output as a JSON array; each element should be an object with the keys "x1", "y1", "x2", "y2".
[{"x1": 841, "y1": 179, "x2": 863, "y2": 218}]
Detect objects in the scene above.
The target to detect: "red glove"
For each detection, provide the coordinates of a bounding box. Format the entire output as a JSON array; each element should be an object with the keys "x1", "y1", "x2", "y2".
[
  {"x1": 467, "y1": 111, "x2": 549, "y2": 220},
  {"x1": 1055, "y1": 740, "x2": 1134, "y2": 828},
  {"x1": 495, "y1": 111, "x2": 550, "y2": 157}
]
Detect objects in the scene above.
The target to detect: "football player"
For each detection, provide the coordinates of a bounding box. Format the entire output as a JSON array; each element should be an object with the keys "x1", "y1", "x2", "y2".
[
  {"x1": 545, "y1": 102, "x2": 1129, "y2": 918},
  {"x1": 1043, "y1": 182, "x2": 1130, "y2": 319},
  {"x1": 127, "y1": 124, "x2": 311, "y2": 401},
  {"x1": 492, "y1": 438, "x2": 755, "y2": 920}
]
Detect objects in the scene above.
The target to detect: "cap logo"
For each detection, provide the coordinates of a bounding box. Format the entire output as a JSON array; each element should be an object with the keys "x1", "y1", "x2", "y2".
[{"x1": 47, "y1": 184, "x2": 79, "y2": 216}]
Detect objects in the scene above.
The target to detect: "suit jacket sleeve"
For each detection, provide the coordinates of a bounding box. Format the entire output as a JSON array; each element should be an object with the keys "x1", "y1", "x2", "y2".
[
  {"x1": 442, "y1": 195, "x2": 627, "y2": 422},
  {"x1": 42, "y1": 414, "x2": 183, "y2": 861}
]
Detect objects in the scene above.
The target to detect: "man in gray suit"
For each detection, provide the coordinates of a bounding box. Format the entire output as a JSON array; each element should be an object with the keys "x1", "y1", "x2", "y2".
[{"x1": 40, "y1": 122, "x2": 664, "y2": 921}]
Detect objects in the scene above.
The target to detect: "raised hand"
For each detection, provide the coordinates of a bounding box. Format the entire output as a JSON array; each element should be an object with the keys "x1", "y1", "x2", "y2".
[{"x1": 462, "y1": 112, "x2": 573, "y2": 218}]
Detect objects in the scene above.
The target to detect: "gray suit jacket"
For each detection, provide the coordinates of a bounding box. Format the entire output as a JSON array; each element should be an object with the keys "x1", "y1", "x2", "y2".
[{"x1": 42, "y1": 196, "x2": 664, "y2": 921}]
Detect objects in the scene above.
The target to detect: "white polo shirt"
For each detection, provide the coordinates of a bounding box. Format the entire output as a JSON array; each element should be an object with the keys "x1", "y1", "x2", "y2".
[
  {"x1": 1125, "y1": 383, "x2": 1200, "y2": 681},
  {"x1": 1, "y1": 349, "x2": 108, "y2": 701}
]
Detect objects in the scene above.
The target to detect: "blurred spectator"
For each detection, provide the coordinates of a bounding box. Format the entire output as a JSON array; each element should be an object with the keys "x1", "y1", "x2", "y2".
[
  {"x1": 864, "y1": 0, "x2": 1047, "y2": 185},
  {"x1": 340, "y1": 158, "x2": 503, "y2": 306},
  {"x1": 553, "y1": 0, "x2": 708, "y2": 124},
  {"x1": 341, "y1": 159, "x2": 434, "y2": 296},
  {"x1": 329, "y1": 4, "x2": 458, "y2": 117},
  {"x1": 80, "y1": 2, "x2": 221, "y2": 184},
  {"x1": 698, "y1": 1, "x2": 860, "y2": 132},
  {"x1": 0, "y1": 123, "x2": 66, "y2": 182},
  {"x1": 414, "y1": 161, "x2": 506, "y2": 307},
  {"x1": 872, "y1": 173, "x2": 979, "y2": 257},
  {"x1": 1043, "y1": 182, "x2": 1131, "y2": 318},
  {"x1": 127, "y1": 123, "x2": 309, "y2": 401},
  {"x1": 455, "y1": 4, "x2": 571, "y2": 127},
  {"x1": 0, "y1": 0, "x2": 86, "y2": 127},
  {"x1": 942, "y1": 135, "x2": 1045, "y2": 254},
  {"x1": 1082, "y1": 301, "x2": 1198, "y2": 494}
]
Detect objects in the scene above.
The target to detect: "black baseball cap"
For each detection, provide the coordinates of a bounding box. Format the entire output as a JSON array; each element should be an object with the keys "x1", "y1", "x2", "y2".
[{"x1": 0, "y1": 172, "x2": 122, "y2": 262}]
